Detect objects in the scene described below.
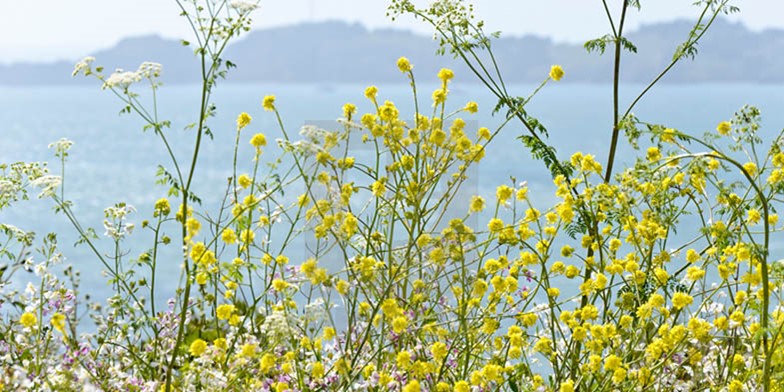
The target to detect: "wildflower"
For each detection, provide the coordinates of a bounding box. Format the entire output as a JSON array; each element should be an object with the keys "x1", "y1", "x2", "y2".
[
  {"x1": 432, "y1": 88, "x2": 447, "y2": 105},
  {"x1": 477, "y1": 127, "x2": 491, "y2": 140},
  {"x1": 72, "y1": 56, "x2": 95, "y2": 76},
  {"x1": 437, "y1": 68, "x2": 454, "y2": 83},
  {"x1": 686, "y1": 248, "x2": 700, "y2": 263},
  {"x1": 262, "y1": 95, "x2": 276, "y2": 111},
  {"x1": 454, "y1": 381, "x2": 470, "y2": 392},
  {"x1": 605, "y1": 354, "x2": 622, "y2": 371},
  {"x1": 464, "y1": 101, "x2": 478, "y2": 113},
  {"x1": 50, "y1": 313, "x2": 66, "y2": 333},
  {"x1": 717, "y1": 121, "x2": 731, "y2": 135},
  {"x1": 403, "y1": 380, "x2": 421, "y2": 392},
  {"x1": 397, "y1": 56, "x2": 413, "y2": 72},
  {"x1": 102, "y1": 69, "x2": 142, "y2": 90},
  {"x1": 646, "y1": 146, "x2": 662, "y2": 162},
  {"x1": 343, "y1": 103, "x2": 357, "y2": 118},
  {"x1": 549, "y1": 65, "x2": 564, "y2": 81},
  {"x1": 397, "y1": 350, "x2": 412, "y2": 369},
  {"x1": 260, "y1": 353, "x2": 277, "y2": 373},
  {"x1": 230, "y1": 1, "x2": 258, "y2": 12},
  {"x1": 240, "y1": 229, "x2": 255, "y2": 243},
  {"x1": 250, "y1": 133, "x2": 267, "y2": 148},
  {"x1": 686, "y1": 266, "x2": 705, "y2": 281},
  {"x1": 189, "y1": 339, "x2": 207, "y2": 356},
  {"x1": 236, "y1": 112, "x2": 252, "y2": 129},
  {"x1": 487, "y1": 218, "x2": 504, "y2": 233},
  {"x1": 241, "y1": 343, "x2": 257, "y2": 357},
  {"x1": 153, "y1": 198, "x2": 171, "y2": 217},
  {"x1": 671, "y1": 292, "x2": 693, "y2": 310},
  {"x1": 742, "y1": 161, "x2": 757, "y2": 176},
  {"x1": 496, "y1": 185, "x2": 513, "y2": 203},
  {"x1": 431, "y1": 341, "x2": 448, "y2": 360},
  {"x1": 222, "y1": 228, "x2": 237, "y2": 244},
  {"x1": 661, "y1": 128, "x2": 676, "y2": 143},
  {"x1": 469, "y1": 195, "x2": 485, "y2": 213},
  {"x1": 20, "y1": 312, "x2": 37, "y2": 328},
  {"x1": 392, "y1": 315, "x2": 409, "y2": 333},
  {"x1": 216, "y1": 304, "x2": 235, "y2": 320},
  {"x1": 364, "y1": 85, "x2": 378, "y2": 101},
  {"x1": 559, "y1": 380, "x2": 575, "y2": 392}
]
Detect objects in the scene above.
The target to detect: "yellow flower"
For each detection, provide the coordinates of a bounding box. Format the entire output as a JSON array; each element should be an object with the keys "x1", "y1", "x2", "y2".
[
  {"x1": 250, "y1": 133, "x2": 267, "y2": 148},
  {"x1": 549, "y1": 65, "x2": 564, "y2": 81},
  {"x1": 260, "y1": 353, "x2": 277, "y2": 373},
  {"x1": 454, "y1": 381, "x2": 470, "y2": 392},
  {"x1": 392, "y1": 315, "x2": 409, "y2": 334},
  {"x1": 728, "y1": 380, "x2": 744, "y2": 392},
  {"x1": 716, "y1": 121, "x2": 731, "y2": 135},
  {"x1": 153, "y1": 198, "x2": 171, "y2": 217},
  {"x1": 464, "y1": 101, "x2": 478, "y2": 114},
  {"x1": 262, "y1": 95, "x2": 276, "y2": 111},
  {"x1": 397, "y1": 57, "x2": 413, "y2": 73},
  {"x1": 487, "y1": 218, "x2": 504, "y2": 233},
  {"x1": 221, "y1": 228, "x2": 237, "y2": 244},
  {"x1": 432, "y1": 88, "x2": 447, "y2": 105},
  {"x1": 396, "y1": 350, "x2": 412, "y2": 369},
  {"x1": 496, "y1": 185, "x2": 513, "y2": 202},
  {"x1": 671, "y1": 292, "x2": 693, "y2": 310},
  {"x1": 241, "y1": 343, "x2": 257, "y2": 357},
  {"x1": 236, "y1": 112, "x2": 252, "y2": 129},
  {"x1": 431, "y1": 341, "x2": 448, "y2": 361},
  {"x1": 604, "y1": 354, "x2": 622, "y2": 371},
  {"x1": 343, "y1": 103, "x2": 357, "y2": 118},
  {"x1": 437, "y1": 68, "x2": 454, "y2": 83},
  {"x1": 237, "y1": 173, "x2": 252, "y2": 188},
  {"x1": 469, "y1": 196, "x2": 485, "y2": 213},
  {"x1": 742, "y1": 161, "x2": 757, "y2": 176},
  {"x1": 240, "y1": 229, "x2": 255, "y2": 243},
  {"x1": 402, "y1": 380, "x2": 420, "y2": 392},
  {"x1": 559, "y1": 380, "x2": 575, "y2": 392},
  {"x1": 272, "y1": 279, "x2": 289, "y2": 291},
  {"x1": 311, "y1": 361, "x2": 325, "y2": 379},
  {"x1": 477, "y1": 127, "x2": 491, "y2": 140},
  {"x1": 216, "y1": 304, "x2": 235, "y2": 320},
  {"x1": 189, "y1": 338, "x2": 207, "y2": 356},
  {"x1": 50, "y1": 313, "x2": 66, "y2": 333},
  {"x1": 364, "y1": 85, "x2": 378, "y2": 101},
  {"x1": 20, "y1": 312, "x2": 37, "y2": 328}
]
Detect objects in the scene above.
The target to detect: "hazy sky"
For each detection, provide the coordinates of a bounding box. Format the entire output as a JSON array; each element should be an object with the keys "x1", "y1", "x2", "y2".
[{"x1": 1, "y1": 0, "x2": 780, "y2": 64}]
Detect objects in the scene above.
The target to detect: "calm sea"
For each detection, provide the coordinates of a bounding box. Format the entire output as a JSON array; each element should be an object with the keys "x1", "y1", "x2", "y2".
[{"x1": 2, "y1": 82, "x2": 783, "y2": 303}]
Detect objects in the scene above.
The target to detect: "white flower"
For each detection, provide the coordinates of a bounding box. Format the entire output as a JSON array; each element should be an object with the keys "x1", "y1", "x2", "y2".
[
  {"x1": 230, "y1": 0, "x2": 258, "y2": 13},
  {"x1": 29, "y1": 175, "x2": 62, "y2": 198},
  {"x1": 260, "y1": 309, "x2": 297, "y2": 340},
  {"x1": 72, "y1": 56, "x2": 95, "y2": 77},
  {"x1": 102, "y1": 69, "x2": 142, "y2": 90},
  {"x1": 48, "y1": 138, "x2": 74, "y2": 158},
  {"x1": 136, "y1": 62, "x2": 163, "y2": 79}
]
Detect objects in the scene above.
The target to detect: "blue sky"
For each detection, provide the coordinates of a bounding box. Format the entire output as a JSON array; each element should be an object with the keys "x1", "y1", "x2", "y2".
[{"x1": 1, "y1": 0, "x2": 778, "y2": 64}]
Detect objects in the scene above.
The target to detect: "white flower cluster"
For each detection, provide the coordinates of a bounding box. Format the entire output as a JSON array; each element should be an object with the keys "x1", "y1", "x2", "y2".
[
  {"x1": 102, "y1": 70, "x2": 142, "y2": 90},
  {"x1": 259, "y1": 309, "x2": 297, "y2": 341},
  {"x1": 103, "y1": 204, "x2": 136, "y2": 241},
  {"x1": 48, "y1": 138, "x2": 74, "y2": 158},
  {"x1": 29, "y1": 175, "x2": 62, "y2": 198},
  {"x1": 229, "y1": 0, "x2": 258, "y2": 13},
  {"x1": 72, "y1": 56, "x2": 95, "y2": 77},
  {"x1": 137, "y1": 61, "x2": 163, "y2": 79},
  {"x1": 102, "y1": 62, "x2": 163, "y2": 90}
]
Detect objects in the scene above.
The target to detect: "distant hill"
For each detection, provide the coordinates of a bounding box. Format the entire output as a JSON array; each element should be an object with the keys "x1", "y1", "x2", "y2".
[{"x1": 2, "y1": 18, "x2": 782, "y2": 85}]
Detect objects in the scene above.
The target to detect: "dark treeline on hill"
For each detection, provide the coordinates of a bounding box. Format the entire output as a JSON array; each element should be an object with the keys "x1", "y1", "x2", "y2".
[{"x1": 2, "y1": 18, "x2": 780, "y2": 85}]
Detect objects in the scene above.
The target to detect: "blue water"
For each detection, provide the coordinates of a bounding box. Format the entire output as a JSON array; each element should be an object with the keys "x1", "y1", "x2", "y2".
[{"x1": 2, "y1": 82, "x2": 783, "y2": 304}]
